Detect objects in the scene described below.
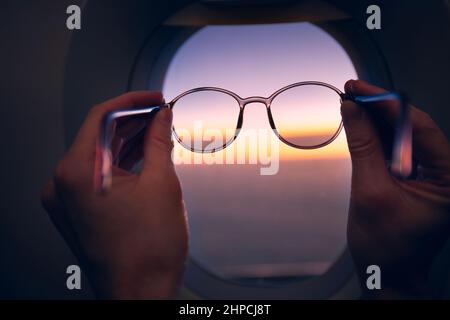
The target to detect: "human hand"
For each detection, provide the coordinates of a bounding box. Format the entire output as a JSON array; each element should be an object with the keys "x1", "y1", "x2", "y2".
[
  {"x1": 41, "y1": 92, "x2": 188, "y2": 299},
  {"x1": 342, "y1": 80, "x2": 450, "y2": 299}
]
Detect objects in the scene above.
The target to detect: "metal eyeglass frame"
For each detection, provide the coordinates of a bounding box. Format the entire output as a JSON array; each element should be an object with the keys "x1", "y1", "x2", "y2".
[{"x1": 95, "y1": 81, "x2": 412, "y2": 192}]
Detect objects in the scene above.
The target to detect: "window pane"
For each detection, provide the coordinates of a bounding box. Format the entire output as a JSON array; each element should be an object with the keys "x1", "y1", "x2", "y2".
[{"x1": 163, "y1": 22, "x2": 356, "y2": 283}]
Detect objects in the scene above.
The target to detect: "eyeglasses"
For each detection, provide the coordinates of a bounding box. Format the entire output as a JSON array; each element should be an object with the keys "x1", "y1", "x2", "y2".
[{"x1": 96, "y1": 81, "x2": 412, "y2": 192}]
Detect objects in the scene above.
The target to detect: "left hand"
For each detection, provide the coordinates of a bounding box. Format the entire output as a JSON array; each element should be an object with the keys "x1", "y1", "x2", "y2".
[{"x1": 41, "y1": 91, "x2": 188, "y2": 299}]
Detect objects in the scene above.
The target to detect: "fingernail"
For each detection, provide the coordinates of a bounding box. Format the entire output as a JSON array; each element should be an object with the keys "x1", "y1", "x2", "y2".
[
  {"x1": 348, "y1": 79, "x2": 355, "y2": 93},
  {"x1": 345, "y1": 79, "x2": 355, "y2": 94}
]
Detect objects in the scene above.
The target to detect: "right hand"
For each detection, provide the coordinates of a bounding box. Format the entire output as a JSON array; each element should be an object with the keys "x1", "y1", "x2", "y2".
[{"x1": 342, "y1": 80, "x2": 450, "y2": 298}]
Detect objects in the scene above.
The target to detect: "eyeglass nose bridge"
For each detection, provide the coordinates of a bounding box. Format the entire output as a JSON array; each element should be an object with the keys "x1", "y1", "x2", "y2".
[
  {"x1": 237, "y1": 96, "x2": 278, "y2": 135},
  {"x1": 240, "y1": 96, "x2": 270, "y2": 108}
]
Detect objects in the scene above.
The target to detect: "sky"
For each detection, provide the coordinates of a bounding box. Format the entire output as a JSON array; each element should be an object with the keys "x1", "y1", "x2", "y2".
[{"x1": 162, "y1": 22, "x2": 357, "y2": 281}]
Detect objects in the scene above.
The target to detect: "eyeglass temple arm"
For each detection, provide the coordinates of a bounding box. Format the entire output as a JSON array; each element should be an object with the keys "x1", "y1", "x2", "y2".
[
  {"x1": 95, "y1": 104, "x2": 169, "y2": 193},
  {"x1": 341, "y1": 92, "x2": 412, "y2": 178}
]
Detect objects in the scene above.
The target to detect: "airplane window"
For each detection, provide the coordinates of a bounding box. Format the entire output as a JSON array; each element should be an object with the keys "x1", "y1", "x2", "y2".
[{"x1": 162, "y1": 22, "x2": 357, "y2": 285}]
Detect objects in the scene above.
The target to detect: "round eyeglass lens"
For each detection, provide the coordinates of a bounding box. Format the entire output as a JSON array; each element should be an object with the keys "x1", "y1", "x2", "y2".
[
  {"x1": 172, "y1": 90, "x2": 241, "y2": 152},
  {"x1": 270, "y1": 84, "x2": 342, "y2": 148}
]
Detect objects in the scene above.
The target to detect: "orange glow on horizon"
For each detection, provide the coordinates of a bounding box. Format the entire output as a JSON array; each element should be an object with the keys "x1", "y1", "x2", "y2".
[{"x1": 173, "y1": 130, "x2": 349, "y2": 164}]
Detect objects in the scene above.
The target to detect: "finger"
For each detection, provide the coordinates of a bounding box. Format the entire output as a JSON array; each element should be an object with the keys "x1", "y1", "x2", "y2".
[
  {"x1": 72, "y1": 91, "x2": 163, "y2": 162},
  {"x1": 41, "y1": 181, "x2": 82, "y2": 256},
  {"x1": 345, "y1": 79, "x2": 386, "y2": 96},
  {"x1": 141, "y1": 107, "x2": 174, "y2": 175},
  {"x1": 346, "y1": 80, "x2": 450, "y2": 171},
  {"x1": 346, "y1": 79, "x2": 427, "y2": 123},
  {"x1": 341, "y1": 99, "x2": 391, "y2": 186}
]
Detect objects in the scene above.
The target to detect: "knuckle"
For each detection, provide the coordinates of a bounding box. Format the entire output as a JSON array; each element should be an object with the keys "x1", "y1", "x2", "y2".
[
  {"x1": 89, "y1": 103, "x2": 106, "y2": 117},
  {"x1": 53, "y1": 158, "x2": 79, "y2": 188},
  {"x1": 414, "y1": 109, "x2": 438, "y2": 132},
  {"x1": 150, "y1": 134, "x2": 174, "y2": 154},
  {"x1": 348, "y1": 136, "x2": 379, "y2": 160}
]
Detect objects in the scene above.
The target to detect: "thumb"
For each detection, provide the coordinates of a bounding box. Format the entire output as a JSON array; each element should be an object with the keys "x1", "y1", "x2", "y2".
[
  {"x1": 341, "y1": 100, "x2": 390, "y2": 185},
  {"x1": 141, "y1": 107, "x2": 174, "y2": 173}
]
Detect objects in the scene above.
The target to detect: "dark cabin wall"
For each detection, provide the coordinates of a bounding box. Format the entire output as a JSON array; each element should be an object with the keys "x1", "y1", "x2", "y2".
[{"x1": 0, "y1": 0, "x2": 90, "y2": 299}]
